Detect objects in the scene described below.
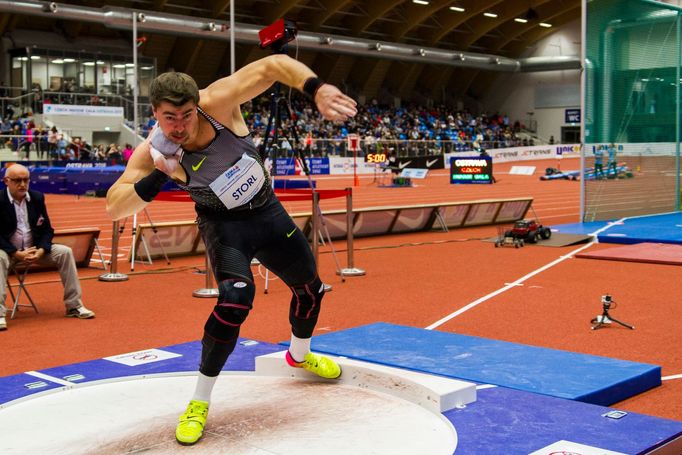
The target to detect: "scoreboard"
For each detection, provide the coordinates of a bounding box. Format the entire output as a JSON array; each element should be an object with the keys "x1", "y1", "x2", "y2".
[{"x1": 450, "y1": 156, "x2": 493, "y2": 184}]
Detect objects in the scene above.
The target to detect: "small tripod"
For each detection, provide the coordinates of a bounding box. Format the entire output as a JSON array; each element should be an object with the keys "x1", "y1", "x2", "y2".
[
  {"x1": 119, "y1": 208, "x2": 170, "y2": 271},
  {"x1": 591, "y1": 295, "x2": 634, "y2": 330}
]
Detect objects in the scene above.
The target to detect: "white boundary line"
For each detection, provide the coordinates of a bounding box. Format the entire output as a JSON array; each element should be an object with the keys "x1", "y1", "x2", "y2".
[
  {"x1": 662, "y1": 374, "x2": 682, "y2": 381},
  {"x1": 25, "y1": 371, "x2": 73, "y2": 386},
  {"x1": 425, "y1": 219, "x2": 626, "y2": 330}
]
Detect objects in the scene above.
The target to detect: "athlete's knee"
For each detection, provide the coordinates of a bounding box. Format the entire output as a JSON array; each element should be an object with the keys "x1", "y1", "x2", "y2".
[
  {"x1": 205, "y1": 278, "x2": 256, "y2": 342},
  {"x1": 289, "y1": 276, "x2": 325, "y2": 321}
]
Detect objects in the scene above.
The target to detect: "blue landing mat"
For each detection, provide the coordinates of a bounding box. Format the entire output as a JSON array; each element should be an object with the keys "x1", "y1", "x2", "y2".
[
  {"x1": 553, "y1": 212, "x2": 682, "y2": 245},
  {"x1": 304, "y1": 322, "x2": 661, "y2": 406}
]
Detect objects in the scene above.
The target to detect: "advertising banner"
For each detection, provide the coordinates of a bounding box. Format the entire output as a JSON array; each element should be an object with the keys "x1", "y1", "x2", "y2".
[{"x1": 43, "y1": 104, "x2": 125, "y2": 116}]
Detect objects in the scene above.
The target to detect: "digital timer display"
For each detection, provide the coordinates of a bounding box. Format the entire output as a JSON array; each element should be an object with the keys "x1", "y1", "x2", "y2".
[{"x1": 365, "y1": 153, "x2": 388, "y2": 164}]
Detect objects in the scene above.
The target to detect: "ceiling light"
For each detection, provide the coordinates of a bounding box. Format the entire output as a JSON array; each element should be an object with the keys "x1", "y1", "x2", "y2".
[
  {"x1": 484, "y1": 12, "x2": 498, "y2": 18},
  {"x1": 113, "y1": 64, "x2": 126, "y2": 68},
  {"x1": 83, "y1": 62, "x2": 95, "y2": 66},
  {"x1": 52, "y1": 59, "x2": 64, "y2": 64},
  {"x1": 63, "y1": 58, "x2": 75, "y2": 63},
  {"x1": 539, "y1": 22, "x2": 552, "y2": 28},
  {"x1": 449, "y1": 6, "x2": 465, "y2": 12},
  {"x1": 30, "y1": 55, "x2": 42, "y2": 60},
  {"x1": 412, "y1": 0, "x2": 429, "y2": 4},
  {"x1": 514, "y1": 18, "x2": 528, "y2": 23}
]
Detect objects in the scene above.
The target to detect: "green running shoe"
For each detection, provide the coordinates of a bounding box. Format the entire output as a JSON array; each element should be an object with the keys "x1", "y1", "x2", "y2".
[
  {"x1": 286, "y1": 351, "x2": 342, "y2": 379},
  {"x1": 175, "y1": 400, "x2": 209, "y2": 445}
]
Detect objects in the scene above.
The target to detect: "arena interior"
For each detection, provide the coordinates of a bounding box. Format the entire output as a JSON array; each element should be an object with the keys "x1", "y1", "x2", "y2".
[{"x1": 0, "y1": 1, "x2": 681, "y2": 454}]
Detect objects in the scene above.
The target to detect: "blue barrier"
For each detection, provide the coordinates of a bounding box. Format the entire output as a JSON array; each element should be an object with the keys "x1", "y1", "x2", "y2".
[
  {"x1": 1, "y1": 165, "x2": 182, "y2": 196},
  {"x1": 272, "y1": 179, "x2": 316, "y2": 189}
]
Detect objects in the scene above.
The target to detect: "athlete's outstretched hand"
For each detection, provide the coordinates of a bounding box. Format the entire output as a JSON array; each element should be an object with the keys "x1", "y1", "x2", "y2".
[{"x1": 314, "y1": 84, "x2": 357, "y2": 122}]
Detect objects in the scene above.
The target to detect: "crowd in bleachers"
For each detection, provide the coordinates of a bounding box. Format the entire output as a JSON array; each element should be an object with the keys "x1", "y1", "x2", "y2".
[
  {"x1": 1, "y1": 113, "x2": 133, "y2": 164},
  {"x1": 241, "y1": 95, "x2": 529, "y2": 156},
  {"x1": 3, "y1": 92, "x2": 531, "y2": 163}
]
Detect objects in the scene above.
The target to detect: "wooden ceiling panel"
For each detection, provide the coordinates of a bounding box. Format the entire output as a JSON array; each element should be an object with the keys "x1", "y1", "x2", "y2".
[{"x1": 5, "y1": 0, "x2": 582, "y2": 105}]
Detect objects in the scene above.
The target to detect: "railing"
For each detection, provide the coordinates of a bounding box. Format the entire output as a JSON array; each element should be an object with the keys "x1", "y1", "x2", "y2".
[
  {"x1": 262, "y1": 138, "x2": 532, "y2": 158},
  {"x1": 1, "y1": 131, "x2": 539, "y2": 162},
  {"x1": 0, "y1": 91, "x2": 151, "y2": 124}
]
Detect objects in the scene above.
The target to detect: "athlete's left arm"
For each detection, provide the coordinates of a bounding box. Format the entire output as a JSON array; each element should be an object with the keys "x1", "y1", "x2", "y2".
[{"x1": 202, "y1": 54, "x2": 357, "y2": 122}]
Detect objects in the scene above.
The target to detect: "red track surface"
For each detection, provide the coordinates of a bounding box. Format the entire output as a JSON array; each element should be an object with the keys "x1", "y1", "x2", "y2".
[{"x1": 3, "y1": 157, "x2": 681, "y2": 422}]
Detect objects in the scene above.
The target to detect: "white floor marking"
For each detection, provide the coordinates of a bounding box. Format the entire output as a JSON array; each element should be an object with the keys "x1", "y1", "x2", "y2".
[
  {"x1": 25, "y1": 371, "x2": 73, "y2": 386},
  {"x1": 425, "y1": 219, "x2": 626, "y2": 330},
  {"x1": 662, "y1": 374, "x2": 682, "y2": 381}
]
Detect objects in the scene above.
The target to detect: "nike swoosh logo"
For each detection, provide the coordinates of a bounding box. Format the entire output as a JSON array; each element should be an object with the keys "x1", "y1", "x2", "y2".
[
  {"x1": 426, "y1": 158, "x2": 438, "y2": 167},
  {"x1": 399, "y1": 161, "x2": 412, "y2": 169},
  {"x1": 286, "y1": 228, "x2": 297, "y2": 238},
  {"x1": 192, "y1": 156, "x2": 207, "y2": 171}
]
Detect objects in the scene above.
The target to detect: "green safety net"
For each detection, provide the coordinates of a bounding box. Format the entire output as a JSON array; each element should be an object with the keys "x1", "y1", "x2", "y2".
[{"x1": 584, "y1": 0, "x2": 681, "y2": 221}]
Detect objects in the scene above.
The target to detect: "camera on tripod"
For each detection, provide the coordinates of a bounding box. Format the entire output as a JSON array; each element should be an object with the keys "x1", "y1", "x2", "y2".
[
  {"x1": 592, "y1": 294, "x2": 634, "y2": 330},
  {"x1": 259, "y1": 19, "x2": 298, "y2": 52},
  {"x1": 601, "y1": 294, "x2": 612, "y2": 310}
]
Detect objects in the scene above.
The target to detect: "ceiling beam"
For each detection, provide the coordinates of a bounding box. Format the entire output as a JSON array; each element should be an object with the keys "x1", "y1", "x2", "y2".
[
  {"x1": 427, "y1": 0, "x2": 504, "y2": 47},
  {"x1": 388, "y1": 0, "x2": 450, "y2": 42},
  {"x1": 503, "y1": 6, "x2": 581, "y2": 56},
  {"x1": 153, "y1": 0, "x2": 169, "y2": 10},
  {"x1": 458, "y1": 0, "x2": 555, "y2": 51},
  {"x1": 264, "y1": 0, "x2": 303, "y2": 26},
  {"x1": 309, "y1": 0, "x2": 353, "y2": 32},
  {"x1": 211, "y1": 0, "x2": 231, "y2": 18},
  {"x1": 350, "y1": 0, "x2": 402, "y2": 36}
]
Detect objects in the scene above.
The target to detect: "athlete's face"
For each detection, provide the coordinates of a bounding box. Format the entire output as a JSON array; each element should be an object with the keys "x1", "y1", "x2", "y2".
[{"x1": 153, "y1": 101, "x2": 198, "y2": 145}]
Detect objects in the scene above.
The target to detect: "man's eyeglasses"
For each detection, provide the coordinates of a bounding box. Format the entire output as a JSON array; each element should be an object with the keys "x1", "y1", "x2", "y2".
[{"x1": 7, "y1": 177, "x2": 30, "y2": 184}]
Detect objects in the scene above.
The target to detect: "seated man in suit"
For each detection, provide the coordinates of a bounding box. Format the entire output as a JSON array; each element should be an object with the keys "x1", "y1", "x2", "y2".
[{"x1": 0, "y1": 164, "x2": 95, "y2": 330}]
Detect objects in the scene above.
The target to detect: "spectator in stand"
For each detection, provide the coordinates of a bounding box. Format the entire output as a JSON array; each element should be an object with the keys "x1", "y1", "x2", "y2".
[
  {"x1": 47, "y1": 126, "x2": 58, "y2": 159},
  {"x1": 93, "y1": 145, "x2": 107, "y2": 161},
  {"x1": 106, "y1": 144, "x2": 122, "y2": 164},
  {"x1": 69, "y1": 137, "x2": 83, "y2": 160},
  {"x1": 122, "y1": 143, "x2": 134, "y2": 163},
  {"x1": 79, "y1": 143, "x2": 92, "y2": 161},
  {"x1": 56, "y1": 134, "x2": 68, "y2": 159}
]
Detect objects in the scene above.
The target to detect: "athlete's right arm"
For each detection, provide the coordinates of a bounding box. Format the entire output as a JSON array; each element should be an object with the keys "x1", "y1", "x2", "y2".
[{"x1": 106, "y1": 140, "x2": 162, "y2": 221}]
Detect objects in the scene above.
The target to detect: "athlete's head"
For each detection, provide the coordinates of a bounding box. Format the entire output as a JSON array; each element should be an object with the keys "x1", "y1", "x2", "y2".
[
  {"x1": 150, "y1": 72, "x2": 200, "y2": 145},
  {"x1": 150, "y1": 72, "x2": 199, "y2": 108}
]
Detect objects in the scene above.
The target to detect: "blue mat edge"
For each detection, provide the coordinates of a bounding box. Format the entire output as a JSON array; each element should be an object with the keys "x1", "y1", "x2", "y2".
[{"x1": 296, "y1": 322, "x2": 662, "y2": 405}]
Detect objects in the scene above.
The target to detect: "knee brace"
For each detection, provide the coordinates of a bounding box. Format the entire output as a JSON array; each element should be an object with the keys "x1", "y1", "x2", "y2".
[
  {"x1": 289, "y1": 276, "x2": 325, "y2": 338},
  {"x1": 200, "y1": 278, "x2": 256, "y2": 376},
  {"x1": 204, "y1": 278, "x2": 256, "y2": 343}
]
